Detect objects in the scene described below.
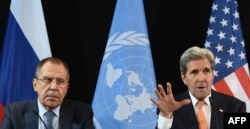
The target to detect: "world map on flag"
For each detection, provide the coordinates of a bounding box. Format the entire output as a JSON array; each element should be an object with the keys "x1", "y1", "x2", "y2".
[{"x1": 92, "y1": 34, "x2": 157, "y2": 129}]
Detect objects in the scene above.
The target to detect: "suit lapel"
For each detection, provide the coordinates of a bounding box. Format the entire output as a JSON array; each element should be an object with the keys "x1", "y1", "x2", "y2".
[
  {"x1": 24, "y1": 111, "x2": 38, "y2": 129},
  {"x1": 210, "y1": 90, "x2": 224, "y2": 129},
  {"x1": 59, "y1": 110, "x2": 73, "y2": 129},
  {"x1": 24, "y1": 100, "x2": 39, "y2": 129},
  {"x1": 178, "y1": 103, "x2": 199, "y2": 129},
  {"x1": 59, "y1": 100, "x2": 74, "y2": 129},
  {"x1": 175, "y1": 91, "x2": 199, "y2": 129}
]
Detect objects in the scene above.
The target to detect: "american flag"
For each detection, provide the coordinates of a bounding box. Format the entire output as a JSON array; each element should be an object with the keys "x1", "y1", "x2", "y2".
[{"x1": 204, "y1": 0, "x2": 250, "y2": 112}]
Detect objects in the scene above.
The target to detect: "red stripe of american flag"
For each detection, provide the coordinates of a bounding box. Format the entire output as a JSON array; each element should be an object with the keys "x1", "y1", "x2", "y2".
[
  {"x1": 235, "y1": 65, "x2": 250, "y2": 99},
  {"x1": 214, "y1": 65, "x2": 250, "y2": 99},
  {"x1": 214, "y1": 79, "x2": 234, "y2": 96}
]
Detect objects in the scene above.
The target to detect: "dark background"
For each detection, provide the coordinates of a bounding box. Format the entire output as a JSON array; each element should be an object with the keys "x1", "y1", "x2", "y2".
[{"x1": 0, "y1": 0, "x2": 250, "y2": 105}]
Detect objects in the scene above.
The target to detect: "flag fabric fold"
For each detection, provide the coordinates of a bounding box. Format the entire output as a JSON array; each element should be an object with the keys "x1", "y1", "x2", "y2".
[
  {"x1": 204, "y1": 0, "x2": 250, "y2": 112},
  {"x1": 92, "y1": 0, "x2": 157, "y2": 128},
  {"x1": 0, "y1": 0, "x2": 51, "y2": 108}
]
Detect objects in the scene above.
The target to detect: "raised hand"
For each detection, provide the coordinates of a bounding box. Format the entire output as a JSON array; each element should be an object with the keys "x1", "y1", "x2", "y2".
[{"x1": 150, "y1": 82, "x2": 191, "y2": 118}]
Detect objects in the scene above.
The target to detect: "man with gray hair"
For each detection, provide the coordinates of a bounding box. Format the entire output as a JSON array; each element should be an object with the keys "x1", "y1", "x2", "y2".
[{"x1": 151, "y1": 46, "x2": 246, "y2": 129}]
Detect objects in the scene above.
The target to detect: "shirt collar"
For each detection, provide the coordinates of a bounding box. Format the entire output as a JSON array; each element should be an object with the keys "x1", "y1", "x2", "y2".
[
  {"x1": 188, "y1": 90, "x2": 212, "y2": 107},
  {"x1": 37, "y1": 98, "x2": 60, "y2": 117}
]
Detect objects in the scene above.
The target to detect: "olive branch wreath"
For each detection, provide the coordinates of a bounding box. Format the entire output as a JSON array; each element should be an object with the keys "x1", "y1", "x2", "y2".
[{"x1": 103, "y1": 31, "x2": 149, "y2": 61}]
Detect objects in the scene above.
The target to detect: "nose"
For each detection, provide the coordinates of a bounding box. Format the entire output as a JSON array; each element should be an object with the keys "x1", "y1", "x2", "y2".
[
  {"x1": 197, "y1": 72, "x2": 205, "y2": 82},
  {"x1": 49, "y1": 80, "x2": 58, "y2": 90}
]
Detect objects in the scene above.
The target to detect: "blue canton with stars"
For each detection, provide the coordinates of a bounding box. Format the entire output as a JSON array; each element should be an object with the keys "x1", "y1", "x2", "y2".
[{"x1": 204, "y1": 0, "x2": 248, "y2": 83}]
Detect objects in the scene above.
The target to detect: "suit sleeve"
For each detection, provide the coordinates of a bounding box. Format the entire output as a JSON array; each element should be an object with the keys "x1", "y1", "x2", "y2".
[{"x1": 0, "y1": 106, "x2": 14, "y2": 129}]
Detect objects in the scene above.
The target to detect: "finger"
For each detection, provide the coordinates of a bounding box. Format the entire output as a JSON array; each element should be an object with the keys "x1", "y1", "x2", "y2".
[
  {"x1": 155, "y1": 86, "x2": 164, "y2": 100},
  {"x1": 166, "y1": 82, "x2": 173, "y2": 95},
  {"x1": 158, "y1": 84, "x2": 166, "y2": 97},
  {"x1": 150, "y1": 97, "x2": 158, "y2": 105},
  {"x1": 179, "y1": 99, "x2": 191, "y2": 107}
]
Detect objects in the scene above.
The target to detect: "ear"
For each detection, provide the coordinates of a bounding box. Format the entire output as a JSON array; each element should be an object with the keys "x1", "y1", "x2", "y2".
[
  {"x1": 181, "y1": 73, "x2": 187, "y2": 85},
  {"x1": 32, "y1": 78, "x2": 38, "y2": 92}
]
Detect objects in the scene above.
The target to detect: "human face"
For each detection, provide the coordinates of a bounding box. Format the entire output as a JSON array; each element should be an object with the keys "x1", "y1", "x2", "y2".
[
  {"x1": 181, "y1": 58, "x2": 214, "y2": 100},
  {"x1": 33, "y1": 61, "x2": 69, "y2": 110}
]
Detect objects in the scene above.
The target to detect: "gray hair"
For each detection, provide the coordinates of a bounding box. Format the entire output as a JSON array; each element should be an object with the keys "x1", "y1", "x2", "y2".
[
  {"x1": 34, "y1": 57, "x2": 70, "y2": 82},
  {"x1": 179, "y1": 46, "x2": 215, "y2": 74}
]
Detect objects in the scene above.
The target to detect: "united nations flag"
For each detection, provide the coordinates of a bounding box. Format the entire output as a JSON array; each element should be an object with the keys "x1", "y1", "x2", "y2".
[{"x1": 92, "y1": 0, "x2": 158, "y2": 129}]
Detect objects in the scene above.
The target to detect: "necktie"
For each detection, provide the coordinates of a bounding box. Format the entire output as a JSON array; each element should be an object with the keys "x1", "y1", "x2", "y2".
[
  {"x1": 45, "y1": 111, "x2": 54, "y2": 129},
  {"x1": 197, "y1": 100, "x2": 207, "y2": 129}
]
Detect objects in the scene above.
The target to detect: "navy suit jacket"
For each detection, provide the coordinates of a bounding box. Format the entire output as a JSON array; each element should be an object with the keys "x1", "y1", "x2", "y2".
[
  {"x1": 0, "y1": 99, "x2": 95, "y2": 129},
  {"x1": 169, "y1": 90, "x2": 246, "y2": 129}
]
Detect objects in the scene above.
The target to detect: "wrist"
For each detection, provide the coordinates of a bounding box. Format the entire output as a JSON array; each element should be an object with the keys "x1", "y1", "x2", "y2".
[{"x1": 159, "y1": 111, "x2": 173, "y2": 119}]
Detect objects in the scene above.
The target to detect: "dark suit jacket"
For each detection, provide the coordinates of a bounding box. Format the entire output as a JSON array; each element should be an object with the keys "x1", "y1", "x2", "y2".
[
  {"x1": 169, "y1": 90, "x2": 246, "y2": 129},
  {"x1": 0, "y1": 99, "x2": 95, "y2": 129}
]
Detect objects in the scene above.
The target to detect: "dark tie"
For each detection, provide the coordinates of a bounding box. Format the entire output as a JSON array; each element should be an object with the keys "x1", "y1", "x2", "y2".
[
  {"x1": 197, "y1": 100, "x2": 207, "y2": 129},
  {"x1": 45, "y1": 111, "x2": 54, "y2": 129}
]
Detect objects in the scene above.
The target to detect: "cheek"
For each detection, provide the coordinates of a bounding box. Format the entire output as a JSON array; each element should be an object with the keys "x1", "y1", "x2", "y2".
[
  {"x1": 33, "y1": 85, "x2": 41, "y2": 92},
  {"x1": 185, "y1": 79, "x2": 197, "y2": 88},
  {"x1": 59, "y1": 87, "x2": 68, "y2": 97},
  {"x1": 36, "y1": 86, "x2": 49, "y2": 96},
  {"x1": 210, "y1": 75, "x2": 214, "y2": 81},
  {"x1": 208, "y1": 78, "x2": 214, "y2": 86},
  {"x1": 185, "y1": 77, "x2": 195, "y2": 84}
]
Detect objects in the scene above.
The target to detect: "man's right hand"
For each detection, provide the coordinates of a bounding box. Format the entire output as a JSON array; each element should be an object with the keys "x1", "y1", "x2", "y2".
[{"x1": 150, "y1": 82, "x2": 191, "y2": 118}]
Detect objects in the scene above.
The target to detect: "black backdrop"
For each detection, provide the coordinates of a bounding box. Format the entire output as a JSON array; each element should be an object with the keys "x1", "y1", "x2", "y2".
[{"x1": 0, "y1": 0, "x2": 250, "y2": 105}]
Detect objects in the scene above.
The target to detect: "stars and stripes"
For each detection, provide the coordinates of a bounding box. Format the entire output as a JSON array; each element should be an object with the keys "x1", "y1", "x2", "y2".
[{"x1": 204, "y1": 0, "x2": 250, "y2": 112}]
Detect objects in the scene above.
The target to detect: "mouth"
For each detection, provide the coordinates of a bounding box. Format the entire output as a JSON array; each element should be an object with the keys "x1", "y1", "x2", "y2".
[
  {"x1": 45, "y1": 94, "x2": 59, "y2": 100},
  {"x1": 45, "y1": 96, "x2": 58, "y2": 101},
  {"x1": 197, "y1": 86, "x2": 206, "y2": 90}
]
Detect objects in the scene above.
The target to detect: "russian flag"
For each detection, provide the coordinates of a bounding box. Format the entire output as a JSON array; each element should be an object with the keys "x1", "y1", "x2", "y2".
[
  {"x1": 0, "y1": 103, "x2": 3, "y2": 124},
  {"x1": 0, "y1": 0, "x2": 51, "y2": 112}
]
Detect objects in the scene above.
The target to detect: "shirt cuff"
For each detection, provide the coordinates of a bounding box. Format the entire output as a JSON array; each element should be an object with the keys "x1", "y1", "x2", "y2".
[{"x1": 157, "y1": 114, "x2": 173, "y2": 129}]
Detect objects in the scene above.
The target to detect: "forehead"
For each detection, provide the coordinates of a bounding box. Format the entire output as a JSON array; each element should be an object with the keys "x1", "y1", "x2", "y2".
[
  {"x1": 39, "y1": 62, "x2": 67, "y2": 77},
  {"x1": 186, "y1": 58, "x2": 212, "y2": 71}
]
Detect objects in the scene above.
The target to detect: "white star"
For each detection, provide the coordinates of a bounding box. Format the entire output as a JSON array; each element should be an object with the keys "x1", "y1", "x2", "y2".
[
  {"x1": 223, "y1": 6, "x2": 230, "y2": 15},
  {"x1": 241, "y1": 40, "x2": 245, "y2": 47},
  {"x1": 227, "y1": 47, "x2": 235, "y2": 56},
  {"x1": 232, "y1": 23, "x2": 238, "y2": 31},
  {"x1": 214, "y1": 69, "x2": 218, "y2": 77},
  {"x1": 214, "y1": 56, "x2": 221, "y2": 65},
  {"x1": 234, "y1": 1, "x2": 238, "y2": 7},
  {"x1": 239, "y1": 51, "x2": 246, "y2": 59},
  {"x1": 207, "y1": 28, "x2": 213, "y2": 36},
  {"x1": 218, "y1": 31, "x2": 226, "y2": 39},
  {"x1": 204, "y1": 41, "x2": 211, "y2": 48},
  {"x1": 215, "y1": 44, "x2": 223, "y2": 52},
  {"x1": 233, "y1": 11, "x2": 239, "y2": 19},
  {"x1": 225, "y1": 60, "x2": 233, "y2": 68},
  {"x1": 212, "y1": 4, "x2": 218, "y2": 11},
  {"x1": 220, "y1": 19, "x2": 228, "y2": 27},
  {"x1": 230, "y1": 35, "x2": 237, "y2": 43},
  {"x1": 209, "y1": 16, "x2": 216, "y2": 23}
]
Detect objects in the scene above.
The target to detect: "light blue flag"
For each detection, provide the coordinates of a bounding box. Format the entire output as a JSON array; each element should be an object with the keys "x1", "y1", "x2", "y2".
[
  {"x1": 0, "y1": 0, "x2": 52, "y2": 106},
  {"x1": 92, "y1": 0, "x2": 157, "y2": 129}
]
